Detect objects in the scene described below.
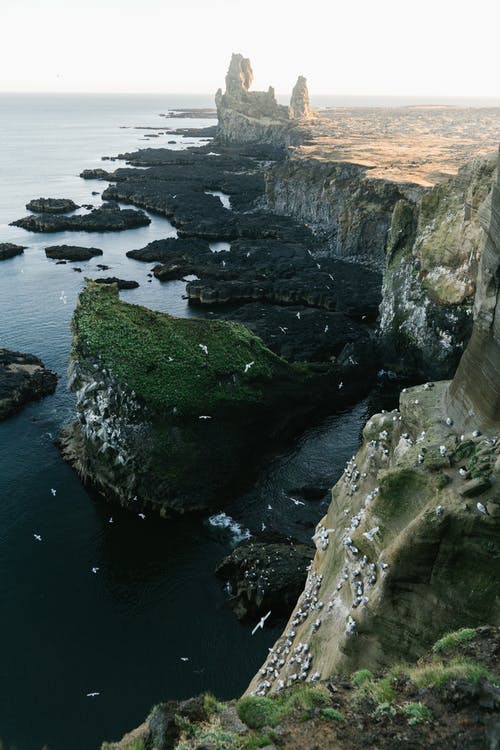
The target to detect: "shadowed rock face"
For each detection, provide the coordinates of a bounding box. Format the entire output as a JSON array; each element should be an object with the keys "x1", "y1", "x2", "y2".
[{"x1": 447, "y1": 148, "x2": 500, "y2": 431}]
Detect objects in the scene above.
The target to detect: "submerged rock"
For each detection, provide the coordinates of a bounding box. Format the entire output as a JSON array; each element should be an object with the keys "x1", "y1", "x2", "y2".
[
  {"x1": 26, "y1": 197, "x2": 79, "y2": 213},
  {"x1": 11, "y1": 204, "x2": 150, "y2": 232},
  {"x1": 0, "y1": 243, "x2": 25, "y2": 261},
  {"x1": 0, "y1": 348, "x2": 57, "y2": 420}
]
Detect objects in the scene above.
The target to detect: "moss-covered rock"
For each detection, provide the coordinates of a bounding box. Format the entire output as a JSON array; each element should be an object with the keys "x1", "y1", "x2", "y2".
[{"x1": 59, "y1": 281, "x2": 345, "y2": 514}]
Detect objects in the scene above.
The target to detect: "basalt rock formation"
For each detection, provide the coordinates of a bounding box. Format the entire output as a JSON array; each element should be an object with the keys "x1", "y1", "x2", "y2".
[
  {"x1": 215, "y1": 54, "x2": 310, "y2": 146},
  {"x1": 59, "y1": 282, "x2": 366, "y2": 515},
  {"x1": 380, "y1": 152, "x2": 497, "y2": 379},
  {"x1": 246, "y1": 152, "x2": 500, "y2": 697},
  {"x1": 26, "y1": 197, "x2": 79, "y2": 213},
  {"x1": 11, "y1": 203, "x2": 150, "y2": 233},
  {"x1": 45, "y1": 245, "x2": 103, "y2": 261},
  {"x1": 0, "y1": 348, "x2": 57, "y2": 420},
  {"x1": 0, "y1": 243, "x2": 25, "y2": 261}
]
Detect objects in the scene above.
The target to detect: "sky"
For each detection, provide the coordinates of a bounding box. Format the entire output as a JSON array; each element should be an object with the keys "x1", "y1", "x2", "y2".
[{"x1": 1, "y1": 0, "x2": 499, "y2": 96}]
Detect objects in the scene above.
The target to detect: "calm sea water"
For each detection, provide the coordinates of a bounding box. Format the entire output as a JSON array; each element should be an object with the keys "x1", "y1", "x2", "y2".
[{"x1": 0, "y1": 93, "x2": 375, "y2": 750}]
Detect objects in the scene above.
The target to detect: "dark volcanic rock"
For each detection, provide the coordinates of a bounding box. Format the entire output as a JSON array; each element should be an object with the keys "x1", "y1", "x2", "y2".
[
  {"x1": 0, "y1": 243, "x2": 25, "y2": 261},
  {"x1": 216, "y1": 540, "x2": 314, "y2": 620},
  {"x1": 93, "y1": 277, "x2": 139, "y2": 289},
  {"x1": 26, "y1": 197, "x2": 79, "y2": 213},
  {"x1": 45, "y1": 245, "x2": 103, "y2": 261},
  {"x1": 11, "y1": 205, "x2": 150, "y2": 233},
  {"x1": 127, "y1": 237, "x2": 211, "y2": 263},
  {"x1": 0, "y1": 348, "x2": 57, "y2": 420}
]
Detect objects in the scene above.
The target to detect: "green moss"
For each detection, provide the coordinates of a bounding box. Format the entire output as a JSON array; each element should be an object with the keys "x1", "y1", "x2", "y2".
[
  {"x1": 433, "y1": 628, "x2": 477, "y2": 653},
  {"x1": 372, "y1": 701, "x2": 397, "y2": 718},
  {"x1": 72, "y1": 281, "x2": 297, "y2": 415},
  {"x1": 374, "y1": 469, "x2": 430, "y2": 532},
  {"x1": 352, "y1": 669, "x2": 374, "y2": 687},
  {"x1": 358, "y1": 677, "x2": 396, "y2": 705},
  {"x1": 321, "y1": 708, "x2": 345, "y2": 721},
  {"x1": 401, "y1": 702, "x2": 433, "y2": 725}
]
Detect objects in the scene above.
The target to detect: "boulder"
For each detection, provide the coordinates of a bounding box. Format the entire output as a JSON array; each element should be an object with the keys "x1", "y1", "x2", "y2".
[
  {"x1": 0, "y1": 348, "x2": 57, "y2": 420},
  {"x1": 45, "y1": 245, "x2": 103, "y2": 261},
  {"x1": 0, "y1": 243, "x2": 25, "y2": 261}
]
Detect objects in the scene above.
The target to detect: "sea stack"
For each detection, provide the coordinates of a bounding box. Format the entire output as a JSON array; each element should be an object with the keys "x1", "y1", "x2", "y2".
[{"x1": 289, "y1": 75, "x2": 311, "y2": 119}]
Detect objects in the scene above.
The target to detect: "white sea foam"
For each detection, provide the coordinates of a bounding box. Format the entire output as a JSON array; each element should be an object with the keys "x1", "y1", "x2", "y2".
[{"x1": 207, "y1": 511, "x2": 251, "y2": 544}]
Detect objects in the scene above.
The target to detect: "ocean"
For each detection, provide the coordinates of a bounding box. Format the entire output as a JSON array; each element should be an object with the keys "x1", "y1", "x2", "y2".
[{"x1": 0, "y1": 92, "x2": 376, "y2": 750}]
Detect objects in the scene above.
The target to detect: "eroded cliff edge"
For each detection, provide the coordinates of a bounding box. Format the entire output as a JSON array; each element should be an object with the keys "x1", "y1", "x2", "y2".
[{"x1": 247, "y1": 152, "x2": 500, "y2": 696}]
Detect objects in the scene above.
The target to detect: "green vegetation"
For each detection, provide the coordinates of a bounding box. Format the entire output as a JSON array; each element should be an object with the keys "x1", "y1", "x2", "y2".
[
  {"x1": 401, "y1": 702, "x2": 433, "y2": 725},
  {"x1": 408, "y1": 658, "x2": 495, "y2": 688},
  {"x1": 203, "y1": 691, "x2": 224, "y2": 715},
  {"x1": 433, "y1": 628, "x2": 477, "y2": 653},
  {"x1": 352, "y1": 669, "x2": 374, "y2": 687},
  {"x1": 321, "y1": 708, "x2": 345, "y2": 721},
  {"x1": 357, "y1": 676, "x2": 396, "y2": 705},
  {"x1": 372, "y1": 701, "x2": 397, "y2": 718},
  {"x1": 72, "y1": 281, "x2": 297, "y2": 415},
  {"x1": 237, "y1": 684, "x2": 331, "y2": 729}
]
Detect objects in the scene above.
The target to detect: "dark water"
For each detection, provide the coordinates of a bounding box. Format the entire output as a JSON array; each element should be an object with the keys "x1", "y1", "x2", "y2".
[{"x1": 0, "y1": 94, "x2": 375, "y2": 750}]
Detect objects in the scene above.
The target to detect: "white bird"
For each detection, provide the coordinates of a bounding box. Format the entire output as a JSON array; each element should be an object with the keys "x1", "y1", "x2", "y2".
[
  {"x1": 91, "y1": 567, "x2": 99, "y2": 574},
  {"x1": 328, "y1": 273, "x2": 334, "y2": 281},
  {"x1": 108, "y1": 517, "x2": 113, "y2": 523},
  {"x1": 279, "y1": 326, "x2": 287, "y2": 334},
  {"x1": 362, "y1": 526, "x2": 379, "y2": 542},
  {"x1": 199, "y1": 415, "x2": 212, "y2": 419},
  {"x1": 244, "y1": 361, "x2": 254, "y2": 373},
  {"x1": 50, "y1": 488, "x2": 57, "y2": 496},
  {"x1": 34, "y1": 534, "x2": 42, "y2": 541},
  {"x1": 459, "y1": 467, "x2": 468, "y2": 478},
  {"x1": 316, "y1": 263, "x2": 321, "y2": 270},
  {"x1": 167, "y1": 356, "x2": 174, "y2": 362},
  {"x1": 261, "y1": 522, "x2": 266, "y2": 531},
  {"x1": 86, "y1": 692, "x2": 100, "y2": 697},
  {"x1": 251, "y1": 611, "x2": 271, "y2": 635},
  {"x1": 445, "y1": 417, "x2": 453, "y2": 426},
  {"x1": 439, "y1": 445, "x2": 447, "y2": 456},
  {"x1": 180, "y1": 657, "x2": 189, "y2": 662},
  {"x1": 324, "y1": 325, "x2": 328, "y2": 333},
  {"x1": 338, "y1": 382, "x2": 343, "y2": 390},
  {"x1": 296, "y1": 311, "x2": 301, "y2": 320},
  {"x1": 267, "y1": 503, "x2": 272, "y2": 510},
  {"x1": 436, "y1": 506, "x2": 444, "y2": 516},
  {"x1": 199, "y1": 344, "x2": 208, "y2": 355},
  {"x1": 290, "y1": 497, "x2": 305, "y2": 506},
  {"x1": 477, "y1": 502, "x2": 489, "y2": 515},
  {"x1": 138, "y1": 513, "x2": 146, "y2": 519}
]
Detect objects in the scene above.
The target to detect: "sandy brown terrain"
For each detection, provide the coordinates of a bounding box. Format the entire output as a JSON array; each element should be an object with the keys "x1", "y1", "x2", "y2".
[{"x1": 295, "y1": 106, "x2": 500, "y2": 185}]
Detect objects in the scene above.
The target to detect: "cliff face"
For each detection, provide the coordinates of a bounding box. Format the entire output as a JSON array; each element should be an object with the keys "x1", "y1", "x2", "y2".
[
  {"x1": 215, "y1": 54, "x2": 310, "y2": 146},
  {"x1": 380, "y1": 152, "x2": 497, "y2": 379},
  {"x1": 247, "y1": 150, "x2": 500, "y2": 697},
  {"x1": 265, "y1": 159, "x2": 420, "y2": 270},
  {"x1": 446, "y1": 148, "x2": 500, "y2": 432}
]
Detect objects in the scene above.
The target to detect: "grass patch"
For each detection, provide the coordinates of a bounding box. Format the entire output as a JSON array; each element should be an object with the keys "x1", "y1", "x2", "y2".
[
  {"x1": 433, "y1": 628, "x2": 477, "y2": 653},
  {"x1": 352, "y1": 669, "x2": 374, "y2": 687},
  {"x1": 72, "y1": 281, "x2": 299, "y2": 415},
  {"x1": 237, "y1": 685, "x2": 331, "y2": 729},
  {"x1": 372, "y1": 701, "x2": 397, "y2": 718},
  {"x1": 321, "y1": 708, "x2": 345, "y2": 721},
  {"x1": 203, "y1": 692, "x2": 224, "y2": 716},
  {"x1": 409, "y1": 658, "x2": 495, "y2": 688},
  {"x1": 401, "y1": 702, "x2": 433, "y2": 725},
  {"x1": 357, "y1": 677, "x2": 396, "y2": 705}
]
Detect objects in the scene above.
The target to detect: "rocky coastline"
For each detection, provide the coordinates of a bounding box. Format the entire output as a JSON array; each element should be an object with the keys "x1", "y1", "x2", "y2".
[{"x1": 0, "y1": 348, "x2": 57, "y2": 421}]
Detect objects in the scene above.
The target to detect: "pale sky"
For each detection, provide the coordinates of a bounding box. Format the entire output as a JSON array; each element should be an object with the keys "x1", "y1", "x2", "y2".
[{"x1": 1, "y1": 0, "x2": 499, "y2": 96}]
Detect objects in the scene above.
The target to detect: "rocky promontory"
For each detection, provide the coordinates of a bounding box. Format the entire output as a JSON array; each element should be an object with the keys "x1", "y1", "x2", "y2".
[
  {"x1": 0, "y1": 348, "x2": 57, "y2": 420},
  {"x1": 59, "y1": 281, "x2": 366, "y2": 515},
  {"x1": 11, "y1": 203, "x2": 150, "y2": 232}
]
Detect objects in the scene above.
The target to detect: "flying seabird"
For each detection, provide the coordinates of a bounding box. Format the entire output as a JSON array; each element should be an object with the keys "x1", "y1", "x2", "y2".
[
  {"x1": 91, "y1": 567, "x2": 99, "y2": 574},
  {"x1": 138, "y1": 513, "x2": 146, "y2": 519},
  {"x1": 338, "y1": 382, "x2": 343, "y2": 390},
  {"x1": 324, "y1": 325, "x2": 328, "y2": 333},
  {"x1": 86, "y1": 692, "x2": 100, "y2": 697},
  {"x1": 180, "y1": 657, "x2": 189, "y2": 662},
  {"x1": 296, "y1": 311, "x2": 301, "y2": 320},
  {"x1": 477, "y1": 502, "x2": 489, "y2": 515},
  {"x1": 50, "y1": 488, "x2": 57, "y2": 496},
  {"x1": 279, "y1": 326, "x2": 288, "y2": 334},
  {"x1": 251, "y1": 611, "x2": 271, "y2": 635},
  {"x1": 34, "y1": 534, "x2": 42, "y2": 541},
  {"x1": 199, "y1": 415, "x2": 212, "y2": 419},
  {"x1": 244, "y1": 361, "x2": 254, "y2": 373},
  {"x1": 290, "y1": 497, "x2": 305, "y2": 506},
  {"x1": 199, "y1": 344, "x2": 208, "y2": 355},
  {"x1": 108, "y1": 517, "x2": 113, "y2": 523}
]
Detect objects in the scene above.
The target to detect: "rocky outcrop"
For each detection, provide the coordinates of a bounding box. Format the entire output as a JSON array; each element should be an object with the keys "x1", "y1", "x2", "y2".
[
  {"x1": 26, "y1": 197, "x2": 79, "y2": 213},
  {"x1": 247, "y1": 380, "x2": 500, "y2": 696},
  {"x1": 45, "y1": 245, "x2": 103, "y2": 261},
  {"x1": 379, "y1": 152, "x2": 497, "y2": 379},
  {"x1": 289, "y1": 76, "x2": 310, "y2": 120},
  {"x1": 11, "y1": 203, "x2": 150, "y2": 232},
  {"x1": 59, "y1": 282, "x2": 362, "y2": 515},
  {"x1": 0, "y1": 243, "x2": 25, "y2": 261},
  {"x1": 215, "y1": 54, "x2": 309, "y2": 146},
  {"x1": 447, "y1": 147, "x2": 500, "y2": 432},
  {"x1": 216, "y1": 539, "x2": 315, "y2": 620},
  {"x1": 0, "y1": 348, "x2": 57, "y2": 420},
  {"x1": 93, "y1": 277, "x2": 139, "y2": 289},
  {"x1": 265, "y1": 158, "x2": 421, "y2": 270}
]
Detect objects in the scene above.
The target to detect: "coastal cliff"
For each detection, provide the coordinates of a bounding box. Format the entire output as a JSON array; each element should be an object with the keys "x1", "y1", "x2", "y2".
[
  {"x1": 246, "y1": 151, "x2": 500, "y2": 696},
  {"x1": 59, "y1": 282, "x2": 364, "y2": 515}
]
